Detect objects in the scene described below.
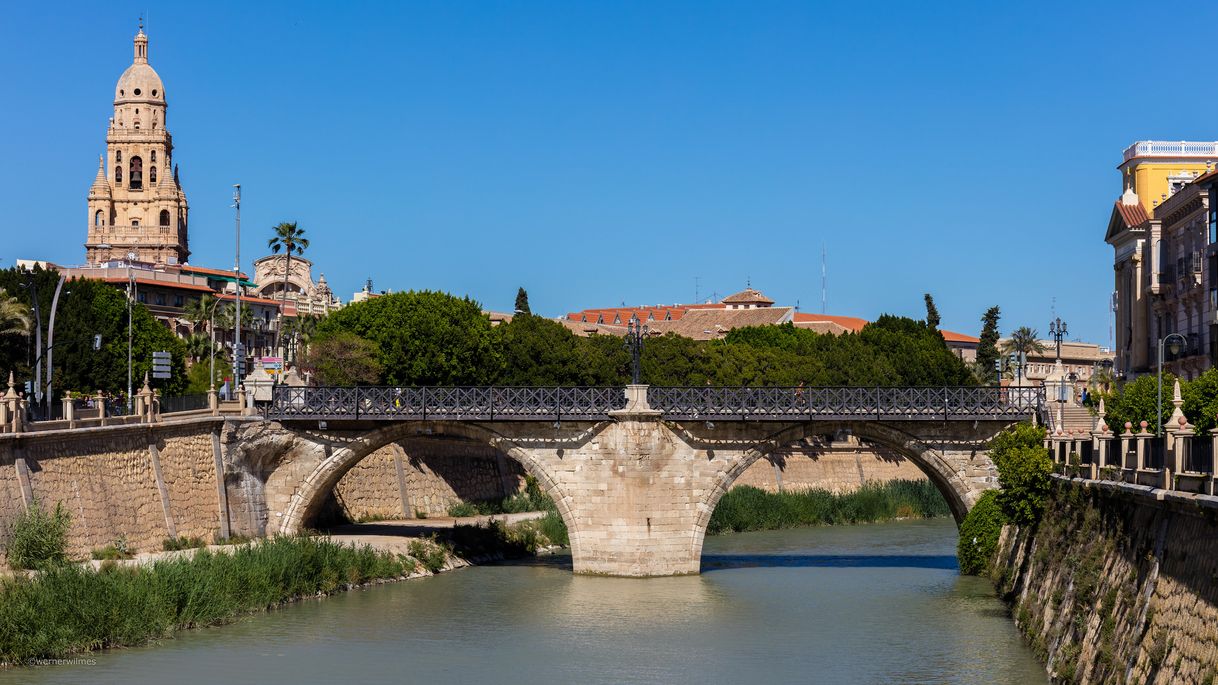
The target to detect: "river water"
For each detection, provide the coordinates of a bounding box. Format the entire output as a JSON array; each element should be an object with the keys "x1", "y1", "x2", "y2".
[{"x1": 4, "y1": 519, "x2": 1047, "y2": 684}]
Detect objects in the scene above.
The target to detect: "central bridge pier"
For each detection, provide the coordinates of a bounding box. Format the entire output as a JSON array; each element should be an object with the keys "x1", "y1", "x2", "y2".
[{"x1": 254, "y1": 385, "x2": 1033, "y2": 576}]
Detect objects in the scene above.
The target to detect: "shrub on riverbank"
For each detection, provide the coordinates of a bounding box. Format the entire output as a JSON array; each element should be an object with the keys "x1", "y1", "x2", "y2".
[
  {"x1": 706, "y1": 480, "x2": 950, "y2": 535},
  {"x1": 4, "y1": 502, "x2": 71, "y2": 570},
  {"x1": 0, "y1": 536, "x2": 410, "y2": 665},
  {"x1": 956, "y1": 491, "x2": 1006, "y2": 575}
]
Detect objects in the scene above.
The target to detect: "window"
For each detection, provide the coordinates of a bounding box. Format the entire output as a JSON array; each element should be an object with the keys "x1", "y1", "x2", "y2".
[
  {"x1": 149, "y1": 166, "x2": 156, "y2": 184},
  {"x1": 138, "y1": 292, "x2": 147, "y2": 304},
  {"x1": 155, "y1": 293, "x2": 165, "y2": 306},
  {"x1": 173, "y1": 295, "x2": 184, "y2": 307},
  {"x1": 150, "y1": 150, "x2": 156, "y2": 163},
  {"x1": 159, "y1": 210, "x2": 170, "y2": 226},
  {"x1": 129, "y1": 156, "x2": 143, "y2": 190},
  {"x1": 94, "y1": 210, "x2": 103, "y2": 226},
  {"x1": 115, "y1": 150, "x2": 122, "y2": 164},
  {"x1": 1210, "y1": 187, "x2": 1217, "y2": 244},
  {"x1": 131, "y1": 219, "x2": 140, "y2": 226},
  {"x1": 115, "y1": 165, "x2": 122, "y2": 185}
]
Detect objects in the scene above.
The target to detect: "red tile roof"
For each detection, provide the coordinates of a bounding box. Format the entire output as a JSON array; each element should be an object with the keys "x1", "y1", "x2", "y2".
[
  {"x1": 181, "y1": 264, "x2": 250, "y2": 279},
  {"x1": 1114, "y1": 200, "x2": 1150, "y2": 228},
  {"x1": 793, "y1": 313, "x2": 868, "y2": 333},
  {"x1": 99, "y1": 277, "x2": 215, "y2": 293},
  {"x1": 940, "y1": 329, "x2": 979, "y2": 344}
]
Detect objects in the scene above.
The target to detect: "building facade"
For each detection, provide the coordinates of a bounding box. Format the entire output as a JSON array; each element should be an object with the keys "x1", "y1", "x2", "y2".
[
  {"x1": 251, "y1": 255, "x2": 341, "y2": 318},
  {"x1": 84, "y1": 26, "x2": 190, "y2": 267},
  {"x1": 1107, "y1": 141, "x2": 1218, "y2": 379}
]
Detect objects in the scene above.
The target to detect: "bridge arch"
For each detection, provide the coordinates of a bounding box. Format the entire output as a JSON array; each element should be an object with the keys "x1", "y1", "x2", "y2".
[
  {"x1": 276, "y1": 421, "x2": 582, "y2": 551},
  {"x1": 692, "y1": 420, "x2": 998, "y2": 558}
]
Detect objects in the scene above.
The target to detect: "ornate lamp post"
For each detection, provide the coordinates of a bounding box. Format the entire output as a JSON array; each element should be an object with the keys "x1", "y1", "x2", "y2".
[
  {"x1": 1157, "y1": 332, "x2": 1187, "y2": 437},
  {"x1": 624, "y1": 316, "x2": 649, "y2": 385},
  {"x1": 1049, "y1": 317, "x2": 1067, "y2": 361}
]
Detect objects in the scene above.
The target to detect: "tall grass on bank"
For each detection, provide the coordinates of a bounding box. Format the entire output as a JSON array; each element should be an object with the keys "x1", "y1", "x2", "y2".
[
  {"x1": 446, "y1": 475, "x2": 555, "y2": 517},
  {"x1": 0, "y1": 536, "x2": 411, "y2": 666},
  {"x1": 707, "y1": 480, "x2": 950, "y2": 535}
]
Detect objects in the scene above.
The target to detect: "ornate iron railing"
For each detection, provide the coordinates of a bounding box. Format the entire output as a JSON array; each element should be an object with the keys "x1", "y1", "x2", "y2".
[
  {"x1": 267, "y1": 385, "x2": 628, "y2": 421},
  {"x1": 646, "y1": 386, "x2": 1045, "y2": 421},
  {"x1": 268, "y1": 385, "x2": 1045, "y2": 423}
]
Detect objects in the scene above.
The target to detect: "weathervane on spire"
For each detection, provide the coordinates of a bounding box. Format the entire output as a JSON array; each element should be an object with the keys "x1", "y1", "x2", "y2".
[{"x1": 139, "y1": 14, "x2": 144, "y2": 31}]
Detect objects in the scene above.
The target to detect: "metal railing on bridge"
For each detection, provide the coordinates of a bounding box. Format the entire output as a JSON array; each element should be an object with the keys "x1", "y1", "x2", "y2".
[
  {"x1": 647, "y1": 386, "x2": 1044, "y2": 421},
  {"x1": 268, "y1": 386, "x2": 627, "y2": 421},
  {"x1": 267, "y1": 385, "x2": 1045, "y2": 423}
]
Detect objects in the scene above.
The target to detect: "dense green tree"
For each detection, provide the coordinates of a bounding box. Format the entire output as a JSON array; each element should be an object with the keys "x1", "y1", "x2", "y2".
[
  {"x1": 988, "y1": 423, "x2": 1052, "y2": 526},
  {"x1": 303, "y1": 332, "x2": 383, "y2": 386},
  {"x1": 1183, "y1": 368, "x2": 1218, "y2": 434},
  {"x1": 185, "y1": 355, "x2": 231, "y2": 394},
  {"x1": 49, "y1": 278, "x2": 187, "y2": 397},
  {"x1": 858, "y1": 315, "x2": 975, "y2": 386},
  {"x1": 1096, "y1": 373, "x2": 1174, "y2": 435},
  {"x1": 974, "y1": 306, "x2": 1002, "y2": 384},
  {"x1": 494, "y1": 315, "x2": 618, "y2": 385},
  {"x1": 316, "y1": 291, "x2": 501, "y2": 385},
  {"x1": 923, "y1": 293, "x2": 940, "y2": 330},
  {"x1": 514, "y1": 287, "x2": 531, "y2": 316}
]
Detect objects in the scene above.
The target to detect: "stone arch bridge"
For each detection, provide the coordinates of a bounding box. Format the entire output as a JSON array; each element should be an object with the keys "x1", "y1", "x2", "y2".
[{"x1": 240, "y1": 384, "x2": 1042, "y2": 576}]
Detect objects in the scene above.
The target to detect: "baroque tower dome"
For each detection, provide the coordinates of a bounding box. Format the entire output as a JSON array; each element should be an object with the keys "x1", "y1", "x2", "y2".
[{"x1": 113, "y1": 29, "x2": 166, "y2": 105}]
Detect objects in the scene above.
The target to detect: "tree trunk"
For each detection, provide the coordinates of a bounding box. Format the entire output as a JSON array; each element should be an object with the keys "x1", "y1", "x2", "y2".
[{"x1": 281, "y1": 251, "x2": 292, "y2": 360}]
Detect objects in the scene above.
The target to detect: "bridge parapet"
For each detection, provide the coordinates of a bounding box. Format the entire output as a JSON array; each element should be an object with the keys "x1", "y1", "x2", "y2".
[{"x1": 267, "y1": 385, "x2": 1045, "y2": 423}]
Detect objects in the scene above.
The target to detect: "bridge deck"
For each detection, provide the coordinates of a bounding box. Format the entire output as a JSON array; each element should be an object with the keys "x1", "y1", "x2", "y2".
[{"x1": 267, "y1": 386, "x2": 1045, "y2": 423}]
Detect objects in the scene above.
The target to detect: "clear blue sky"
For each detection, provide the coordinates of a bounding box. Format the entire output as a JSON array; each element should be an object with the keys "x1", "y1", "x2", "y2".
[{"x1": 4, "y1": 1, "x2": 1216, "y2": 345}]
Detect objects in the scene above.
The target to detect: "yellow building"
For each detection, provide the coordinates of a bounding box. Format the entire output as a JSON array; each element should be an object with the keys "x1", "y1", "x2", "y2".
[
  {"x1": 1119, "y1": 141, "x2": 1218, "y2": 215},
  {"x1": 1108, "y1": 141, "x2": 1218, "y2": 378}
]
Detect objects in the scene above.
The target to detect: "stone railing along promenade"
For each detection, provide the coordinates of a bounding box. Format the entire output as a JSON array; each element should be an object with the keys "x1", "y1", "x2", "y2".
[{"x1": 1046, "y1": 380, "x2": 1217, "y2": 496}]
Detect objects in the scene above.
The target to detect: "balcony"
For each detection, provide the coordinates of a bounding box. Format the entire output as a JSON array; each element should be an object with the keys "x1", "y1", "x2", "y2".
[{"x1": 1123, "y1": 140, "x2": 1218, "y2": 163}]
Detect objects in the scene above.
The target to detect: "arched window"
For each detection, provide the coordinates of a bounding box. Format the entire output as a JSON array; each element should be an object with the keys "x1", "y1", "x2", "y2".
[
  {"x1": 94, "y1": 210, "x2": 104, "y2": 226},
  {"x1": 149, "y1": 166, "x2": 157, "y2": 184},
  {"x1": 159, "y1": 210, "x2": 170, "y2": 226},
  {"x1": 129, "y1": 156, "x2": 143, "y2": 190},
  {"x1": 150, "y1": 150, "x2": 156, "y2": 163},
  {"x1": 115, "y1": 165, "x2": 122, "y2": 185},
  {"x1": 115, "y1": 150, "x2": 122, "y2": 164}
]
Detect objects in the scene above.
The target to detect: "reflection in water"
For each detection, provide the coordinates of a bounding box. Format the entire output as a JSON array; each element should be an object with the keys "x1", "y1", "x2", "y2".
[{"x1": 0, "y1": 519, "x2": 1048, "y2": 685}]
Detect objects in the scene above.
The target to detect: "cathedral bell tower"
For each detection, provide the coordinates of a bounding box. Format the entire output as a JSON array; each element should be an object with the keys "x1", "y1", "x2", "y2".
[{"x1": 85, "y1": 24, "x2": 190, "y2": 265}]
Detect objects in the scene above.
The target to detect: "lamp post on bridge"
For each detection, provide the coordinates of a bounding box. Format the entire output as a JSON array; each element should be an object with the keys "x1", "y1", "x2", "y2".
[
  {"x1": 1049, "y1": 317, "x2": 1067, "y2": 362},
  {"x1": 1157, "y1": 332, "x2": 1187, "y2": 437},
  {"x1": 624, "y1": 315, "x2": 649, "y2": 385}
]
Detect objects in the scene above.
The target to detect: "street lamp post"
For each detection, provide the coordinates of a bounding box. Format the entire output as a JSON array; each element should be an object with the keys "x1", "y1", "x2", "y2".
[
  {"x1": 232, "y1": 184, "x2": 243, "y2": 388},
  {"x1": 126, "y1": 251, "x2": 137, "y2": 414},
  {"x1": 1157, "y1": 332, "x2": 1187, "y2": 437},
  {"x1": 624, "y1": 316, "x2": 649, "y2": 385},
  {"x1": 1049, "y1": 317, "x2": 1068, "y2": 361},
  {"x1": 206, "y1": 295, "x2": 224, "y2": 391}
]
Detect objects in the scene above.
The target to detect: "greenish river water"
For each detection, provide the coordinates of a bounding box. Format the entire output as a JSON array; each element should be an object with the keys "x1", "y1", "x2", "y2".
[{"x1": 2, "y1": 518, "x2": 1048, "y2": 684}]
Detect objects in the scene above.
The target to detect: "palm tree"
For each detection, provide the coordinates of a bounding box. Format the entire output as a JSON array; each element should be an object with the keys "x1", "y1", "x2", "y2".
[
  {"x1": 1002, "y1": 326, "x2": 1047, "y2": 357},
  {"x1": 184, "y1": 333, "x2": 214, "y2": 364},
  {"x1": 182, "y1": 294, "x2": 216, "y2": 334},
  {"x1": 267, "y1": 222, "x2": 309, "y2": 356},
  {"x1": 0, "y1": 289, "x2": 32, "y2": 338}
]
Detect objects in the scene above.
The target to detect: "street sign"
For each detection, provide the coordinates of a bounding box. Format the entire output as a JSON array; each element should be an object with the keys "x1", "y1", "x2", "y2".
[
  {"x1": 151, "y1": 350, "x2": 172, "y2": 379},
  {"x1": 234, "y1": 344, "x2": 247, "y2": 378},
  {"x1": 262, "y1": 356, "x2": 283, "y2": 371}
]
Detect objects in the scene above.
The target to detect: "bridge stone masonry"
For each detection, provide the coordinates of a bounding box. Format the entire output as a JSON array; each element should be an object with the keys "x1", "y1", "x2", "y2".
[{"x1": 0, "y1": 384, "x2": 1042, "y2": 577}]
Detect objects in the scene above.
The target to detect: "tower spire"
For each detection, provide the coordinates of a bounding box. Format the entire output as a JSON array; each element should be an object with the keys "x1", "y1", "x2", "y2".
[{"x1": 134, "y1": 19, "x2": 148, "y2": 64}]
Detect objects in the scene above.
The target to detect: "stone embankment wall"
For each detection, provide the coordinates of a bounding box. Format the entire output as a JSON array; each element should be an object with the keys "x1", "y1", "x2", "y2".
[
  {"x1": 992, "y1": 478, "x2": 1218, "y2": 685},
  {"x1": 732, "y1": 437, "x2": 925, "y2": 493},
  {"x1": 0, "y1": 420, "x2": 526, "y2": 560},
  {"x1": 331, "y1": 436, "x2": 525, "y2": 520}
]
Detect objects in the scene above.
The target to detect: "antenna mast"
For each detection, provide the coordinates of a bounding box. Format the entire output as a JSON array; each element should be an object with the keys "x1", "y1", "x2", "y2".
[{"x1": 821, "y1": 243, "x2": 827, "y2": 314}]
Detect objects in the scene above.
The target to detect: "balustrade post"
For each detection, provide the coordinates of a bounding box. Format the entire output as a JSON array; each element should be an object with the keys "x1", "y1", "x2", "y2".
[
  {"x1": 1136, "y1": 421, "x2": 1151, "y2": 475},
  {"x1": 63, "y1": 396, "x2": 75, "y2": 429},
  {"x1": 2, "y1": 372, "x2": 19, "y2": 433},
  {"x1": 208, "y1": 386, "x2": 219, "y2": 416},
  {"x1": 96, "y1": 390, "x2": 107, "y2": 426},
  {"x1": 1210, "y1": 419, "x2": 1218, "y2": 496}
]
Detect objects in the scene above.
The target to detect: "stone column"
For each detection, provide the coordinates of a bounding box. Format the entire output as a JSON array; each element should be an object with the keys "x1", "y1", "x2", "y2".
[
  {"x1": 62, "y1": 396, "x2": 75, "y2": 429},
  {"x1": 207, "y1": 387, "x2": 219, "y2": 416},
  {"x1": 137, "y1": 374, "x2": 154, "y2": 424},
  {"x1": 1136, "y1": 421, "x2": 1151, "y2": 475},
  {"x1": 0, "y1": 372, "x2": 13, "y2": 433},
  {"x1": 1209, "y1": 422, "x2": 1218, "y2": 496},
  {"x1": 1120, "y1": 423, "x2": 1133, "y2": 475},
  {"x1": 96, "y1": 390, "x2": 108, "y2": 426}
]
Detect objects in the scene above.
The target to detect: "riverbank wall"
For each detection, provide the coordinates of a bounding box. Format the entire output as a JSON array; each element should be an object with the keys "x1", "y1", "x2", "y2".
[
  {"x1": 0, "y1": 418, "x2": 530, "y2": 561},
  {"x1": 991, "y1": 475, "x2": 1218, "y2": 684}
]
